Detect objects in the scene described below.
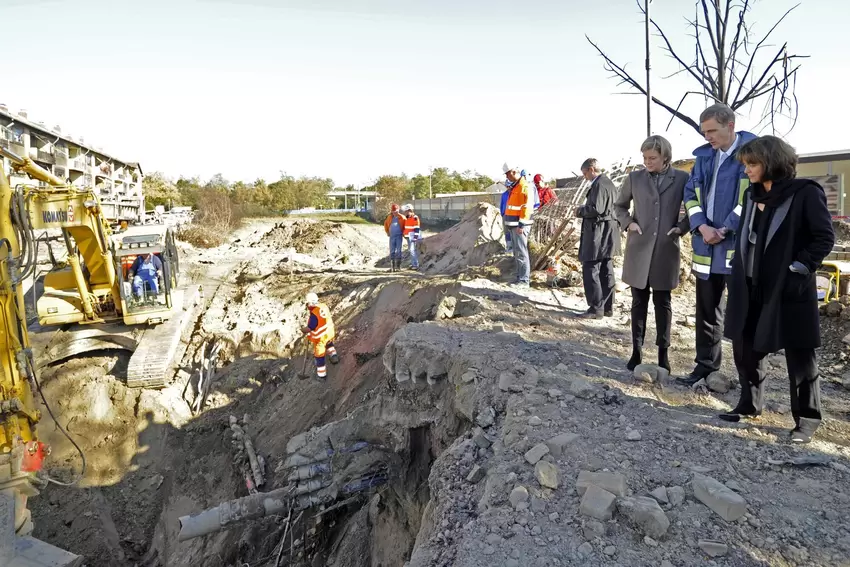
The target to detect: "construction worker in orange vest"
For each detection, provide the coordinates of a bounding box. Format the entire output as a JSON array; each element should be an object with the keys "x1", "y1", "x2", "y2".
[
  {"x1": 302, "y1": 292, "x2": 339, "y2": 378},
  {"x1": 503, "y1": 163, "x2": 533, "y2": 287},
  {"x1": 384, "y1": 203, "x2": 405, "y2": 271},
  {"x1": 401, "y1": 204, "x2": 421, "y2": 270}
]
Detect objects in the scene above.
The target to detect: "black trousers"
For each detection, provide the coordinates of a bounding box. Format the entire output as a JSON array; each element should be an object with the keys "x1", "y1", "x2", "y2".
[
  {"x1": 582, "y1": 259, "x2": 615, "y2": 313},
  {"x1": 631, "y1": 287, "x2": 672, "y2": 348},
  {"x1": 732, "y1": 303, "x2": 822, "y2": 426},
  {"x1": 694, "y1": 274, "x2": 728, "y2": 376}
]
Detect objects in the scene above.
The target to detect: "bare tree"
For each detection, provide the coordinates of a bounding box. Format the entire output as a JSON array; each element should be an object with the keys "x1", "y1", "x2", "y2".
[{"x1": 587, "y1": 0, "x2": 806, "y2": 134}]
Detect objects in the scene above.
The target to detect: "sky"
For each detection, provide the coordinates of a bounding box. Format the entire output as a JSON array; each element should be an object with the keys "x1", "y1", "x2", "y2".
[{"x1": 1, "y1": 0, "x2": 847, "y2": 186}]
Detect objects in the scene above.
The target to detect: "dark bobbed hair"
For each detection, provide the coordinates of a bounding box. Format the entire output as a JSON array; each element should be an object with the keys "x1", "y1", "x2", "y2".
[{"x1": 737, "y1": 135, "x2": 798, "y2": 182}]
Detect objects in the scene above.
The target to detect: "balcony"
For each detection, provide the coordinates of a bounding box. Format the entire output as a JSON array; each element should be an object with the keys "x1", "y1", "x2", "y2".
[
  {"x1": 71, "y1": 157, "x2": 88, "y2": 171},
  {"x1": 54, "y1": 166, "x2": 66, "y2": 179},
  {"x1": 37, "y1": 150, "x2": 56, "y2": 164}
]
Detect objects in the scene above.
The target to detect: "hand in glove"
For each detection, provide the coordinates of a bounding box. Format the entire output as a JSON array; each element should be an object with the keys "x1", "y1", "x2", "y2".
[
  {"x1": 666, "y1": 227, "x2": 682, "y2": 237},
  {"x1": 789, "y1": 261, "x2": 810, "y2": 275}
]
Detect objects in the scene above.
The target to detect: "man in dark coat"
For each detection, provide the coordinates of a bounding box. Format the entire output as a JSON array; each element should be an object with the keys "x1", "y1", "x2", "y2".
[
  {"x1": 722, "y1": 135, "x2": 834, "y2": 443},
  {"x1": 576, "y1": 158, "x2": 621, "y2": 318}
]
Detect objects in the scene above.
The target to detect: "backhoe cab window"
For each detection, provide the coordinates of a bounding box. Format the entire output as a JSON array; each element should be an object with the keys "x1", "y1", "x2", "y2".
[{"x1": 121, "y1": 252, "x2": 167, "y2": 311}]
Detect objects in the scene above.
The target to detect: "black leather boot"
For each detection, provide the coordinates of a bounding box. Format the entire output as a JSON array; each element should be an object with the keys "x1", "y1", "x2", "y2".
[
  {"x1": 719, "y1": 381, "x2": 764, "y2": 422},
  {"x1": 626, "y1": 345, "x2": 642, "y2": 371}
]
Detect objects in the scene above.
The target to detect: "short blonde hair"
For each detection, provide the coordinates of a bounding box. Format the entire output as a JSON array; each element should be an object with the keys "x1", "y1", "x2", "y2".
[{"x1": 640, "y1": 135, "x2": 673, "y2": 165}]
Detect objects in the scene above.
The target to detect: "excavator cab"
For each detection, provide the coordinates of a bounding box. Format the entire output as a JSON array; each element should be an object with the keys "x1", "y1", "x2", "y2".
[{"x1": 113, "y1": 225, "x2": 181, "y2": 325}]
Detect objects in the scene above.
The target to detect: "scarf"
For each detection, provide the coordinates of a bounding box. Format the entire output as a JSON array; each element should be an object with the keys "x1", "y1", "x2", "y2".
[
  {"x1": 648, "y1": 166, "x2": 670, "y2": 190},
  {"x1": 750, "y1": 177, "x2": 807, "y2": 208}
]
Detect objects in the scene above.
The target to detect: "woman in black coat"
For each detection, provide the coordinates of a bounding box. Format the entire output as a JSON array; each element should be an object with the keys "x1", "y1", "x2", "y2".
[{"x1": 721, "y1": 136, "x2": 834, "y2": 443}]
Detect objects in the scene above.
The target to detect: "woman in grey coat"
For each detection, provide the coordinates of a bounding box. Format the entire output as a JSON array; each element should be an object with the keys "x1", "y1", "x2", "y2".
[{"x1": 615, "y1": 135, "x2": 690, "y2": 372}]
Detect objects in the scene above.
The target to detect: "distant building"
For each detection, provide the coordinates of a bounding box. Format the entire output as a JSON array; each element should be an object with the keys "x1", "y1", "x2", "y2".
[
  {"x1": 796, "y1": 150, "x2": 849, "y2": 216},
  {"x1": 0, "y1": 104, "x2": 144, "y2": 222}
]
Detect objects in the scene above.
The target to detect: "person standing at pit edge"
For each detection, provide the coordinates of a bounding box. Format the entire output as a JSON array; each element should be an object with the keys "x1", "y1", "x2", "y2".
[
  {"x1": 614, "y1": 135, "x2": 690, "y2": 372},
  {"x1": 576, "y1": 158, "x2": 620, "y2": 319},
  {"x1": 384, "y1": 203, "x2": 405, "y2": 272},
  {"x1": 401, "y1": 204, "x2": 421, "y2": 270},
  {"x1": 502, "y1": 163, "x2": 533, "y2": 288},
  {"x1": 302, "y1": 292, "x2": 339, "y2": 379},
  {"x1": 534, "y1": 174, "x2": 558, "y2": 207},
  {"x1": 721, "y1": 136, "x2": 833, "y2": 443},
  {"x1": 677, "y1": 104, "x2": 757, "y2": 387}
]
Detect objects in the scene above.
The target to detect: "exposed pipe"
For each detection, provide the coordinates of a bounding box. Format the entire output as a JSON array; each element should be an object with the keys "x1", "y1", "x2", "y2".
[{"x1": 177, "y1": 487, "x2": 292, "y2": 542}]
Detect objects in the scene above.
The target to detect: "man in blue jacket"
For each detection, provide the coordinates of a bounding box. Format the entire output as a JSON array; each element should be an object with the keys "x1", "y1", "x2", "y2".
[{"x1": 677, "y1": 104, "x2": 756, "y2": 386}]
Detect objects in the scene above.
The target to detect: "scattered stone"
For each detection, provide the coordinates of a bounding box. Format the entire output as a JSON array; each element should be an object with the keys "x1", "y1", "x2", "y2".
[
  {"x1": 549, "y1": 512, "x2": 560, "y2": 522},
  {"x1": 583, "y1": 520, "x2": 606, "y2": 539},
  {"x1": 545, "y1": 432, "x2": 579, "y2": 458},
  {"x1": 626, "y1": 429, "x2": 642, "y2": 441},
  {"x1": 467, "y1": 465, "x2": 486, "y2": 484},
  {"x1": 482, "y1": 545, "x2": 496, "y2": 555},
  {"x1": 499, "y1": 371, "x2": 515, "y2": 392},
  {"x1": 724, "y1": 479, "x2": 745, "y2": 493},
  {"x1": 603, "y1": 389, "x2": 624, "y2": 405},
  {"x1": 567, "y1": 376, "x2": 597, "y2": 399},
  {"x1": 603, "y1": 545, "x2": 616, "y2": 556},
  {"x1": 649, "y1": 487, "x2": 669, "y2": 504},
  {"x1": 698, "y1": 540, "x2": 729, "y2": 557},
  {"x1": 476, "y1": 407, "x2": 496, "y2": 428},
  {"x1": 706, "y1": 371, "x2": 733, "y2": 393},
  {"x1": 644, "y1": 536, "x2": 658, "y2": 547},
  {"x1": 509, "y1": 486, "x2": 530, "y2": 509},
  {"x1": 461, "y1": 371, "x2": 477, "y2": 384},
  {"x1": 667, "y1": 486, "x2": 686, "y2": 507},
  {"x1": 535, "y1": 461, "x2": 559, "y2": 490},
  {"x1": 633, "y1": 363, "x2": 669, "y2": 384},
  {"x1": 617, "y1": 496, "x2": 670, "y2": 538},
  {"x1": 577, "y1": 542, "x2": 593, "y2": 557},
  {"x1": 528, "y1": 416, "x2": 543, "y2": 427},
  {"x1": 531, "y1": 496, "x2": 546, "y2": 513},
  {"x1": 524, "y1": 443, "x2": 550, "y2": 465},
  {"x1": 472, "y1": 428, "x2": 492, "y2": 449},
  {"x1": 579, "y1": 485, "x2": 617, "y2": 521},
  {"x1": 693, "y1": 474, "x2": 747, "y2": 521},
  {"x1": 826, "y1": 300, "x2": 844, "y2": 317},
  {"x1": 768, "y1": 402, "x2": 791, "y2": 414},
  {"x1": 548, "y1": 388, "x2": 563, "y2": 399},
  {"x1": 576, "y1": 471, "x2": 627, "y2": 497},
  {"x1": 660, "y1": 561, "x2": 674, "y2": 567}
]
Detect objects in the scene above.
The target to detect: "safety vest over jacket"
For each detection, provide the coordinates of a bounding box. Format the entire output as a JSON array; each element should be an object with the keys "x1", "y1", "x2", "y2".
[
  {"x1": 683, "y1": 131, "x2": 756, "y2": 279},
  {"x1": 403, "y1": 214, "x2": 421, "y2": 239},
  {"x1": 307, "y1": 303, "x2": 335, "y2": 344},
  {"x1": 504, "y1": 177, "x2": 533, "y2": 227}
]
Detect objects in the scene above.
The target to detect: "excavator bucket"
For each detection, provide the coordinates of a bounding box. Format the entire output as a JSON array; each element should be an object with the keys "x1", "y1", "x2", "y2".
[{"x1": 1, "y1": 493, "x2": 83, "y2": 567}]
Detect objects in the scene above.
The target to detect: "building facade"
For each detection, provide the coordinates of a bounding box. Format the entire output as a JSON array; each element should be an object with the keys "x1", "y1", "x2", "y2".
[{"x1": 0, "y1": 105, "x2": 143, "y2": 222}]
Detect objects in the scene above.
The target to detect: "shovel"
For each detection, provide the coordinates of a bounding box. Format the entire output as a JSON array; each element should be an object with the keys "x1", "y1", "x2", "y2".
[{"x1": 296, "y1": 339, "x2": 312, "y2": 380}]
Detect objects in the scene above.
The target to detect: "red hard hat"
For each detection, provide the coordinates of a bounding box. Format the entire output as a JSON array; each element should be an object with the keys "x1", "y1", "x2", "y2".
[
  {"x1": 391, "y1": 203, "x2": 399, "y2": 211},
  {"x1": 533, "y1": 174, "x2": 543, "y2": 184}
]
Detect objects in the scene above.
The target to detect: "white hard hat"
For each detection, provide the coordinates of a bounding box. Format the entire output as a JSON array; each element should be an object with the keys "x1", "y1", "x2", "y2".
[
  {"x1": 502, "y1": 163, "x2": 518, "y2": 174},
  {"x1": 305, "y1": 292, "x2": 319, "y2": 306},
  {"x1": 401, "y1": 204, "x2": 413, "y2": 212}
]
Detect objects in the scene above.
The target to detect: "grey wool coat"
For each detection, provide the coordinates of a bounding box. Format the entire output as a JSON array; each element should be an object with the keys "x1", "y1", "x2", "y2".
[
  {"x1": 577, "y1": 175, "x2": 621, "y2": 262},
  {"x1": 614, "y1": 167, "x2": 690, "y2": 290}
]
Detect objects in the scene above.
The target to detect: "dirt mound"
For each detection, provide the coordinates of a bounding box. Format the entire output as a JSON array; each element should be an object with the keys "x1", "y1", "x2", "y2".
[
  {"x1": 419, "y1": 203, "x2": 505, "y2": 274},
  {"x1": 258, "y1": 219, "x2": 384, "y2": 266}
]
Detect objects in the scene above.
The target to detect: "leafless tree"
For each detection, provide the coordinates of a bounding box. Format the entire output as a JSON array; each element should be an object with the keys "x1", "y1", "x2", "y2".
[{"x1": 587, "y1": 0, "x2": 806, "y2": 134}]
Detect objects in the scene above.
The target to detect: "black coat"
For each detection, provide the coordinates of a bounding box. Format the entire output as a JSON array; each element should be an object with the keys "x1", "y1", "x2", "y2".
[
  {"x1": 724, "y1": 180, "x2": 835, "y2": 352},
  {"x1": 577, "y1": 175, "x2": 621, "y2": 262}
]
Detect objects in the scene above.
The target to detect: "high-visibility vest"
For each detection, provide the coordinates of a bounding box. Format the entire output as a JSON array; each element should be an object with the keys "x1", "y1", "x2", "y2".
[
  {"x1": 307, "y1": 303, "x2": 335, "y2": 343},
  {"x1": 504, "y1": 178, "x2": 533, "y2": 226},
  {"x1": 403, "y1": 214, "x2": 421, "y2": 237}
]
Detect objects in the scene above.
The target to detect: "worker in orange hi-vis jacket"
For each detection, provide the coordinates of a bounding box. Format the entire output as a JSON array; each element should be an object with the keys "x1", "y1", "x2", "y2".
[{"x1": 301, "y1": 292, "x2": 339, "y2": 378}]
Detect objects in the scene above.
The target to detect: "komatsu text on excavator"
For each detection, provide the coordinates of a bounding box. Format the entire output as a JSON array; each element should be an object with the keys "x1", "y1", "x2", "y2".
[{"x1": 0, "y1": 146, "x2": 192, "y2": 564}]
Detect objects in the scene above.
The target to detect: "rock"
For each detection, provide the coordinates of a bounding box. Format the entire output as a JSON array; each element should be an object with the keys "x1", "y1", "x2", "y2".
[
  {"x1": 842, "y1": 333, "x2": 850, "y2": 346},
  {"x1": 724, "y1": 479, "x2": 745, "y2": 493},
  {"x1": 768, "y1": 402, "x2": 791, "y2": 414},
  {"x1": 545, "y1": 432, "x2": 579, "y2": 458},
  {"x1": 467, "y1": 465, "x2": 486, "y2": 484},
  {"x1": 461, "y1": 371, "x2": 477, "y2": 384},
  {"x1": 535, "y1": 461, "x2": 559, "y2": 490},
  {"x1": 549, "y1": 512, "x2": 560, "y2": 522},
  {"x1": 576, "y1": 471, "x2": 628, "y2": 497},
  {"x1": 531, "y1": 496, "x2": 546, "y2": 513},
  {"x1": 472, "y1": 428, "x2": 492, "y2": 449},
  {"x1": 567, "y1": 376, "x2": 598, "y2": 399},
  {"x1": 548, "y1": 388, "x2": 563, "y2": 399},
  {"x1": 579, "y1": 485, "x2": 618, "y2": 521},
  {"x1": 476, "y1": 407, "x2": 496, "y2": 428},
  {"x1": 698, "y1": 540, "x2": 729, "y2": 557},
  {"x1": 667, "y1": 486, "x2": 686, "y2": 507},
  {"x1": 583, "y1": 519, "x2": 606, "y2": 539},
  {"x1": 841, "y1": 294, "x2": 850, "y2": 306},
  {"x1": 482, "y1": 545, "x2": 496, "y2": 555},
  {"x1": 524, "y1": 443, "x2": 550, "y2": 465},
  {"x1": 603, "y1": 389, "x2": 624, "y2": 405},
  {"x1": 577, "y1": 542, "x2": 593, "y2": 557},
  {"x1": 826, "y1": 300, "x2": 844, "y2": 317},
  {"x1": 692, "y1": 474, "x2": 747, "y2": 521},
  {"x1": 626, "y1": 429, "x2": 642, "y2": 441},
  {"x1": 841, "y1": 307, "x2": 850, "y2": 321},
  {"x1": 603, "y1": 546, "x2": 616, "y2": 556},
  {"x1": 286, "y1": 432, "x2": 308, "y2": 454},
  {"x1": 649, "y1": 487, "x2": 669, "y2": 504},
  {"x1": 528, "y1": 416, "x2": 543, "y2": 427},
  {"x1": 617, "y1": 496, "x2": 671, "y2": 538},
  {"x1": 633, "y1": 363, "x2": 668, "y2": 384},
  {"x1": 660, "y1": 561, "x2": 674, "y2": 567},
  {"x1": 499, "y1": 371, "x2": 515, "y2": 392},
  {"x1": 644, "y1": 536, "x2": 658, "y2": 547},
  {"x1": 706, "y1": 371, "x2": 733, "y2": 393},
  {"x1": 509, "y1": 486, "x2": 530, "y2": 509}
]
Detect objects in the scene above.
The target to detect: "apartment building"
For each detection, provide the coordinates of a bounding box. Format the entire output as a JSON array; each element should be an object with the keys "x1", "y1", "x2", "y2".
[{"x1": 0, "y1": 104, "x2": 144, "y2": 222}]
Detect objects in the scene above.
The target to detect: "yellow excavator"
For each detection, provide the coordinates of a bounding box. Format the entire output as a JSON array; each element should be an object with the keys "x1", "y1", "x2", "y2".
[{"x1": 0, "y1": 146, "x2": 192, "y2": 564}]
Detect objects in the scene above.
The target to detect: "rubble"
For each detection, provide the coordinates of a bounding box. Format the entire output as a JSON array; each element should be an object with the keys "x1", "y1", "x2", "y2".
[
  {"x1": 576, "y1": 471, "x2": 628, "y2": 497},
  {"x1": 692, "y1": 473, "x2": 748, "y2": 521},
  {"x1": 616, "y1": 496, "x2": 671, "y2": 538},
  {"x1": 579, "y1": 485, "x2": 618, "y2": 520}
]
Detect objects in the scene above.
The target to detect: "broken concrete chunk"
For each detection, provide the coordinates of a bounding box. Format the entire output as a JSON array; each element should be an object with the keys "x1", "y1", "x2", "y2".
[
  {"x1": 626, "y1": 429, "x2": 642, "y2": 441},
  {"x1": 579, "y1": 485, "x2": 617, "y2": 521},
  {"x1": 567, "y1": 376, "x2": 598, "y2": 399},
  {"x1": 667, "y1": 486, "x2": 686, "y2": 507},
  {"x1": 286, "y1": 432, "x2": 308, "y2": 454},
  {"x1": 706, "y1": 372, "x2": 733, "y2": 393},
  {"x1": 467, "y1": 465, "x2": 486, "y2": 484},
  {"x1": 534, "y1": 461, "x2": 559, "y2": 490},
  {"x1": 472, "y1": 428, "x2": 492, "y2": 449},
  {"x1": 527, "y1": 416, "x2": 543, "y2": 427},
  {"x1": 649, "y1": 486, "x2": 669, "y2": 504},
  {"x1": 498, "y1": 371, "x2": 514, "y2": 392},
  {"x1": 509, "y1": 485, "x2": 529, "y2": 509},
  {"x1": 461, "y1": 371, "x2": 477, "y2": 384},
  {"x1": 476, "y1": 407, "x2": 496, "y2": 428},
  {"x1": 633, "y1": 363, "x2": 668, "y2": 384},
  {"x1": 524, "y1": 443, "x2": 550, "y2": 465},
  {"x1": 616, "y1": 496, "x2": 671, "y2": 539},
  {"x1": 698, "y1": 540, "x2": 729, "y2": 557},
  {"x1": 545, "y1": 432, "x2": 579, "y2": 458},
  {"x1": 583, "y1": 519, "x2": 606, "y2": 539},
  {"x1": 547, "y1": 388, "x2": 563, "y2": 399},
  {"x1": 693, "y1": 474, "x2": 747, "y2": 521},
  {"x1": 576, "y1": 471, "x2": 627, "y2": 498}
]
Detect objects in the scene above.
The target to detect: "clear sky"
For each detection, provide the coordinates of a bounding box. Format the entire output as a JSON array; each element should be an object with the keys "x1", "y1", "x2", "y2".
[{"x1": 1, "y1": 0, "x2": 847, "y2": 186}]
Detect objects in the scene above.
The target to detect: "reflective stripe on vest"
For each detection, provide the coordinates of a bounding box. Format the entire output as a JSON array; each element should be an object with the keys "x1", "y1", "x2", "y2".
[
  {"x1": 725, "y1": 248, "x2": 735, "y2": 269},
  {"x1": 403, "y1": 215, "x2": 420, "y2": 236},
  {"x1": 732, "y1": 178, "x2": 749, "y2": 217},
  {"x1": 308, "y1": 304, "x2": 333, "y2": 341},
  {"x1": 686, "y1": 184, "x2": 704, "y2": 219},
  {"x1": 692, "y1": 252, "x2": 711, "y2": 275}
]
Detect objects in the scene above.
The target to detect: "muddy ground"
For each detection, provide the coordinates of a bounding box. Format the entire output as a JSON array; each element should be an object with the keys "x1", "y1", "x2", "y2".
[{"x1": 28, "y1": 209, "x2": 850, "y2": 567}]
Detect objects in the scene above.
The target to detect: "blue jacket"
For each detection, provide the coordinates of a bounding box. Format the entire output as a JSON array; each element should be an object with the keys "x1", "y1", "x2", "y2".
[
  {"x1": 500, "y1": 188, "x2": 510, "y2": 215},
  {"x1": 684, "y1": 131, "x2": 756, "y2": 279}
]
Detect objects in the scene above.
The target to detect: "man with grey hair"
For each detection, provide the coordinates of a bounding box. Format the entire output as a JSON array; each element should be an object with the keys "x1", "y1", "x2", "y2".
[
  {"x1": 577, "y1": 158, "x2": 621, "y2": 318},
  {"x1": 677, "y1": 104, "x2": 756, "y2": 386}
]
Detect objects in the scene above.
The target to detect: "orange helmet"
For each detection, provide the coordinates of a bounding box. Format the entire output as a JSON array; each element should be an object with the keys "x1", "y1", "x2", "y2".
[{"x1": 391, "y1": 203, "x2": 400, "y2": 212}]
